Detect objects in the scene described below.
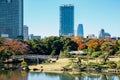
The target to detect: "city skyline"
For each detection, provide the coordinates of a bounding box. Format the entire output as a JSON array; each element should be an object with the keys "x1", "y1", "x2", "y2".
[{"x1": 24, "y1": 0, "x2": 120, "y2": 38}]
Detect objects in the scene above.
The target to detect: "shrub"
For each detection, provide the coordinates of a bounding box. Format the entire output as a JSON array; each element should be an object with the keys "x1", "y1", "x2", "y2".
[
  {"x1": 117, "y1": 60, "x2": 120, "y2": 69},
  {"x1": 21, "y1": 61, "x2": 27, "y2": 67},
  {"x1": 59, "y1": 50, "x2": 70, "y2": 58},
  {"x1": 87, "y1": 62, "x2": 98, "y2": 68},
  {"x1": 115, "y1": 51, "x2": 120, "y2": 56},
  {"x1": 91, "y1": 51, "x2": 102, "y2": 58},
  {"x1": 107, "y1": 61, "x2": 117, "y2": 69}
]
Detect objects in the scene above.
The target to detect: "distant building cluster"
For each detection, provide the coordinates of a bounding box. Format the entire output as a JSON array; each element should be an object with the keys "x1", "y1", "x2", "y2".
[
  {"x1": 98, "y1": 29, "x2": 111, "y2": 39},
  {"x1": 59, "y1": 5, "x2": 113, "y2": 39},
  {"x1": 0, "y1": 1, "x2": 118, "y2": 40},
  {"x1": 87, "y1": 34, "x2": 96, "y2": 39}
]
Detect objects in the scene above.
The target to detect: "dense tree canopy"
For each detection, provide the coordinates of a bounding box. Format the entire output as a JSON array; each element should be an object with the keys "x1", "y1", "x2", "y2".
[
  {"x1": 27, "y1": 36, "x2": 78, "y2": 56},
  {"x1": 1, "y1": 36, "x2": 120, "y2": 61}
]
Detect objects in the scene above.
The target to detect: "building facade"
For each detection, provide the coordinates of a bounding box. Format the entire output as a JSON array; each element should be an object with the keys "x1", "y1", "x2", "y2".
[
  {"x1": 77, "y1": 24, "x2": 84, "y2": 37},
  {"x1": 23, "y1": 25, "x2": 28, "y2": 41},
  {"x1": 59, "y1": 5, "x2": 74, "y2": 37},
  {"x1": 0, "y1": 0, "x2": 23, "y2": 39}
]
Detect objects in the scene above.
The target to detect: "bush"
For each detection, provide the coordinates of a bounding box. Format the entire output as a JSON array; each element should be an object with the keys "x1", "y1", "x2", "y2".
[
  {"x1": 91, "y1": 51, "x2": 102, "y2": 58},
  {"x1": 107, "y1": 61, "x2": 117, "y2": 69},
  {"x1": 87, "y1": 62, "x2": 98, "y2": 68},
  {"x1": 59, "y1": 50, "x2": 70, "y2": 58},
  {"x1": 21, "y1": 61, "x2": 27, "y2": 67},
  {"x1": 117, "y1": 60, "x2": 120, "y2": 69},
  {"x1": 115, "y1": 51, "x2": 120, "y2": 56}
]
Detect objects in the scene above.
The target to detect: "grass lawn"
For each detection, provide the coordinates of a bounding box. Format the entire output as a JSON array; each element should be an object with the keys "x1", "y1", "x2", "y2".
[{"x1": 29, "y1": 58, "x2": 71, "y2": 71}]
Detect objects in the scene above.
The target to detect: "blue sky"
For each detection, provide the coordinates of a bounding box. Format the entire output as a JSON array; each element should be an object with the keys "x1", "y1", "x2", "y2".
[{"x1": 24, "y1": 0, "x2": 120, "y2": 38}]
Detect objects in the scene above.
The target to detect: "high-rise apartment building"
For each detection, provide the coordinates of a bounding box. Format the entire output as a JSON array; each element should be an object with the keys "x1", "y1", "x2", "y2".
[
  {"x1": 0, "y1": 0, "x2": 23, "y2": 39},
  {"x1": 23, "y1": 25, "x2": 28, "y2": 41},
  {"x1": 59, "y1": 5, "x2": 74, "y2": 37},
  {"x1": 77, "y1": 24, "x2": 84, "y2": 37}
]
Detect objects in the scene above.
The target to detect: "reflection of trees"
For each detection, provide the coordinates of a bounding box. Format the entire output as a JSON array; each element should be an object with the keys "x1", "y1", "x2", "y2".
[
  {"x1": 100, "y1": 73, "x2": 119, "y2": 80},
  {"x1": 45, "y1": 72, "x2": 60, "y2": 79},
  {"x1": 85, "y1": 73, "x2": 101, "y2": 80},
  {"x1": 75, "y1": 73, "x2": 86, "y2": 80},
  {"x1": 100, "y1": 74, "x2": 108, "y2": 80},
  {"x1": 106, "y1": 74, "x2": 119, "y2": 80},
  {"x1": 117, "y1": 74, "x2": 120, "y2": 80},
  {"x1": 0, "y1": 71, "x2": 28, "y2": 80},
  {"x1": 59, "y1": 72, "x2": 86, "y2": 80},
  {"x1": 59, "y1": 74, "x2": 74, "y2": 80},
  {"x1": 45, "y1": 72, "x2": 75, "y2": 80}
]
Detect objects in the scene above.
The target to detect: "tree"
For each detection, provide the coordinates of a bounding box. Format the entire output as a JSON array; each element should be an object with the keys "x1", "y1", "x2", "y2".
[
  {"x1": 62, "y1": 37, "x2": 78, "y2": 51},
  {"x1": 78, "y1": 43, "x2": 87, "y2": 50},
  {"x1": 87, "y1": 38, "x2": 100, "y2": 51},
  {"x1": 100, "y1": 41, "x2": 114, "y2": 64},
  {"x1": 71, "y1": 35, "x2": 83, "y2": 45},
  {"x1": 0, "y1": 39, "x2": 28, "y2": 60}
]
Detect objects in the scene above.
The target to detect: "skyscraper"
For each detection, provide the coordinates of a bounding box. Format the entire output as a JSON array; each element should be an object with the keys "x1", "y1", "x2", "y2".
[
  {"x1": 0, "y1": 0, "x2": 23, "y2": 39},
  {"x1": 77, "y1": 24, "x2": 84, "y2": 37},
  {"x1": 23, "y1": 25, "x2": 28, "y2": 41},
  {"x1": 98, "y1": 29, "x2": 105, "y2": 39},
  {"x1": 59, "y1": 5, "x2": 74, "y2": 37}
]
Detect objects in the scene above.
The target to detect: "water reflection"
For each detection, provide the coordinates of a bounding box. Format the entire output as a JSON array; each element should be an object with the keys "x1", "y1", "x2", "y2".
[
  {"x1": 0, "y1": 71, "x2": 120, "y2": 80},
  {"x1": 0, "y1": 71, "x2": 28, "y2": 80}
]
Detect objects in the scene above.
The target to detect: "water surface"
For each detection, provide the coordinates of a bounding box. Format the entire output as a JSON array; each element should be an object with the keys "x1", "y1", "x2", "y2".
[{"x1": 0, "y1": 71, "x2": 120, "y2": 80}]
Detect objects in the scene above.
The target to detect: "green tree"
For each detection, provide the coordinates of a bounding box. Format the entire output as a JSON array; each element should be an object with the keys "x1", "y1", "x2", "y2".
[{"x1": 100, "y1": 41, "x2": 114, "y2": 64}]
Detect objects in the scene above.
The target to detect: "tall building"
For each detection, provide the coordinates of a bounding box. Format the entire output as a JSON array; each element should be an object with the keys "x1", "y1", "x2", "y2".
[
  {"x1": 98, "y1": 29, "x2": 111, "y2": 39},
  {"x1": 98, "y1": 29, "x2": 105, "y2": 39},
  {"x1": 77, "y1": 24, "x2": 84, "y2": 37},
  {"x1": 23, "y1": 25, "x2": 28, "y2": 41},
  {"x1": 59, "y1": 5, "x2": 74, "y2": 37},
  {"x1": 0, "y1": 0, "x2": 23, "y2": 39}
]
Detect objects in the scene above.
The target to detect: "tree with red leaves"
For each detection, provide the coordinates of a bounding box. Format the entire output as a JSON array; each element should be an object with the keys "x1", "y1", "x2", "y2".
[
  {"x1": 78, "y1": 43, "x2": 87, "y2": 50},
  {"x1": 0, "y1": 39, "x2": 28, "y2": 60}
]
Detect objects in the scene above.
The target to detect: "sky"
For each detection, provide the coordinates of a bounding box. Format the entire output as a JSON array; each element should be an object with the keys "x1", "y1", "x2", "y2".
[{"x1": 24, "y1": 0, "x2": 120, "y2": 38}]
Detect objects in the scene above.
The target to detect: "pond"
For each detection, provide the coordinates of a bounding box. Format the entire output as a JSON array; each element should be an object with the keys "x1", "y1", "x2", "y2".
[{"x1": 0, "y1": 70, "x2": 120, "y2": 80}]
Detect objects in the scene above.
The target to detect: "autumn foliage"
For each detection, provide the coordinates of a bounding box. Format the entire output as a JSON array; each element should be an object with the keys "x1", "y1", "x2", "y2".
[
  {"x1": 78, "y1": 43, "x2": 87, "y2": 50},
  {"x1": 87, "y1": 38, "x2": 100, "y2": 51},
  {"x1": 0, "y1": 38, "x2": 28, "y2": 60}
]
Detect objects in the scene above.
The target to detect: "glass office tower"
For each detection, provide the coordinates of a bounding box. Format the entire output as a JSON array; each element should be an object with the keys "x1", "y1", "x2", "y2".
[
  {"x1": 77, "y1": 24, "x2": 84, "y2": 37},
  {"x1": 59, "y1": 5, "x2": 74, "y2": 37},
  {"x1": 0, "y1": 0, "x2": 23, "y2": 39}
]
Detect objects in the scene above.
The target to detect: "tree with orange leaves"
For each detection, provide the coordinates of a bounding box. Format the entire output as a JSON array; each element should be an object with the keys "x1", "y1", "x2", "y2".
[
  {"x1": 71, "y1": 35, "x2": 83, "y2": 45},
  {"x1": 78, "y1": 43, "x2": 87, "y2": 50},
  {"x1": 87, "y1": 38, "x2": 100, "y2": 51}
]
